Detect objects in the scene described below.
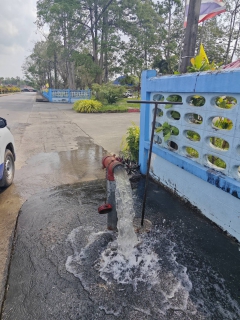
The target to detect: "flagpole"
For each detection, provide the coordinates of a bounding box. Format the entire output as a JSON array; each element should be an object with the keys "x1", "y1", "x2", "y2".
[{"x1": 180, "y1": 0, "x2": 202, "y2": 73}]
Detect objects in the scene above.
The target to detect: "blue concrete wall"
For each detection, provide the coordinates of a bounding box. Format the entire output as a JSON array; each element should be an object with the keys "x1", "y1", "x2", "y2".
[
  {"x1": 140, "y1": 69, "x2": 240, "y2": 199},
  {"x1": 42, "y1": 89, "x2": 91, "y2": 103}
]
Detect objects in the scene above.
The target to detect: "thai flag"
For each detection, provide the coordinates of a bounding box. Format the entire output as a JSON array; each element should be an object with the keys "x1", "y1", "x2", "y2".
[{"x1": 184, "y1": 0, "x2": 226, "y2": 27}]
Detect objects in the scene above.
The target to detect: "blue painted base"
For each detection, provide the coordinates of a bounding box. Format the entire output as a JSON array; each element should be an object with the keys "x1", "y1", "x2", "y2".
[
  {"x1": 0, "y1": 163, "x2": 4, "y2": 180},
  {"x1": 144, "y1": 142, "x2": 240, "y2": 199}
]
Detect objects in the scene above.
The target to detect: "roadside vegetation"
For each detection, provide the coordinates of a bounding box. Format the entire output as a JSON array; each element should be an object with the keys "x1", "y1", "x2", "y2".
[
  {"x1": 120, "y1": 123, "x2": 140, "y2": 162},
  {"x1": 73, "y1": 83, "x2": 140, "y2": 113},
  {"x1": 0, "y1": 86, "x2": 20, "y2": 94}
]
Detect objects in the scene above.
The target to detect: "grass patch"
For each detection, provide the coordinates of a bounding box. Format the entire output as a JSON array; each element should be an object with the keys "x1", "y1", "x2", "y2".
[
  {"x1": 121, "y1": 97, "x2": 140, "y2": 109},
  {"x1": 98, "y1": 105, "x2": 128, "y2": 112},
  {"x1": 98, "y1": 97, "x2": 140, "y2": 112}
]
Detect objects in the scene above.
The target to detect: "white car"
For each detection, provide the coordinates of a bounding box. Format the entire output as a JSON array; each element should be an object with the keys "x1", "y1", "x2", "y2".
[{"x1": 0, "y1": 118, "x2": 15, "y2": 187}]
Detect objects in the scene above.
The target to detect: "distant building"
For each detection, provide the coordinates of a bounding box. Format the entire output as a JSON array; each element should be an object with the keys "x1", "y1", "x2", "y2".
[{"x1": 222, "y1": 59, "x2": 240, "y2": 70}]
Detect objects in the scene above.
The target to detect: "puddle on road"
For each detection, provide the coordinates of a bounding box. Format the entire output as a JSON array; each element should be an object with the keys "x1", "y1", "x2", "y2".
[{"x1": 14, "y1": 142, "x2": 106, "y2": 198}]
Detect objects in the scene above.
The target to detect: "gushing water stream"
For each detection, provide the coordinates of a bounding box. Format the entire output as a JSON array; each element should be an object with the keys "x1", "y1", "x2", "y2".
[{"x1": 113, "y1": 166, "x2": 138, "y2": 257}]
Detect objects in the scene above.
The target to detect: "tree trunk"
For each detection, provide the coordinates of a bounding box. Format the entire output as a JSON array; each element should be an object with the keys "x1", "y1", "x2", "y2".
[
  {"x1": 54, "y1": 51, "x2": 58, "y2": 89},
  {"x1": 180, "y1": 0, "x2": 201, "y2": 73}
]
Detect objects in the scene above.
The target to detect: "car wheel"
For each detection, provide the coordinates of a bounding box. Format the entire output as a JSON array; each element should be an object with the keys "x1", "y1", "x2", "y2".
[{"x1": 1, "y1": 149, "x2": 15, "y2": 187}]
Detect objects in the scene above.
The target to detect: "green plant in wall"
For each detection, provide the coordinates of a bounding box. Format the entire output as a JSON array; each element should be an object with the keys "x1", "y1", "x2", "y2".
[
  {"x1": 155, "y1": 122, "x2": 179, "y2": 141},
  {"x1": 121, "y1": 122, "x2": 140, "y2": 161}
]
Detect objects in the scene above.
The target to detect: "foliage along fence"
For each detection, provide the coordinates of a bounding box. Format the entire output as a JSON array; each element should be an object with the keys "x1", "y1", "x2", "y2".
[
  {"x1": 42, "y1": 89, "x2": 91, "y2": 103},
  {"x1": 140, "y1": 69, "x2": 240, "y2": 241},
  {"x1": 0, "y1": 86, "x2": 20, "y2": 94}
]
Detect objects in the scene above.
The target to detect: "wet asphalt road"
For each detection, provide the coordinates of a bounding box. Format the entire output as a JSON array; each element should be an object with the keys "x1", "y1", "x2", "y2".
[
  {"x1": 2, "y1": 178, "x2": 240, "y2": 319},
  {"x1": 0, "y1": 93, "x2": 139, "y2": 312}
]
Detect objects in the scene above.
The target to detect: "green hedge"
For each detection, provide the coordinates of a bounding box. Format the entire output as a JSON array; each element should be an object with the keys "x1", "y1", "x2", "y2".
[{"x1": 73, "y1": 99, "x2": 102, "y2": 113}]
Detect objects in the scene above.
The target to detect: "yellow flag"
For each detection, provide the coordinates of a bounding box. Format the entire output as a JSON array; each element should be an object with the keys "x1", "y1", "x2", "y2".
[{"x1": 199, "y1": 44, "x2": 209, "y2": 63}]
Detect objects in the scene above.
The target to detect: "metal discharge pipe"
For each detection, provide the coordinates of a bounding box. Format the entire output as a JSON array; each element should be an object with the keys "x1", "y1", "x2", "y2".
[{"x1": 102, "y1": 156, "x2": 123, "y2": 230}]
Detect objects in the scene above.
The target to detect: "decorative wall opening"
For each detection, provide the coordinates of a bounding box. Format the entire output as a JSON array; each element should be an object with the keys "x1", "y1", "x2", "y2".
[
  {"x1": 212, "y1": 117, "x2": 233, "y2": 130},
  {"x1": 165, "y1": 95, "x2": 182, "y2": 109},
  {"x1": 154, "y1": 135, "x2": 162, "y2": 145},
  {"x1": 170, "y1": 126, "x2": 179, "y2": 135},
  {"x1": 186, "y1": 130, "x2": 201, "y2": 141},
  {"x1": 187, "y1": 95, "x2": 205, "y2": 107},
  {"x1": 153, "y1": 94, "x2": 164, "y2": 101},
  {"x1": 186, "y1": 147, "x2": 199, "y2": 158},
  {"x1": 168, "y1": 141, "x2": 178, "y2": 150},
  {"x1": 214, "y1": 96, "x2": 237, "y2": 109},
  {"x1": 153, "y1": 108, "x2": 163, "y2": 117},
  {"x1": 186, "y1": 113, "x2": 203, "y2": 124},
  {"x1": 154, "y1": 121, "x2": 161, "y2": 129},
  {"x1": 207, "y1": 155, "x2": 226, "y2": 169},
  {"x1": 209, "y1": 137, "x2": 229, "y2": 150},
  {"x1": 168, "y1": 110, "x2": 181, "y2": 120}
]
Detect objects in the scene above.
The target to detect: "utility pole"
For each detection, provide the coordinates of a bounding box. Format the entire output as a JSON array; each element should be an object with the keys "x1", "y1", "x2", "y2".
[
  {"x1": 180, "y1": 0, "x2": 202, "y2": 73},
  {"x1": 54, "y1": 51, "x2": 57, "y2": 89}
]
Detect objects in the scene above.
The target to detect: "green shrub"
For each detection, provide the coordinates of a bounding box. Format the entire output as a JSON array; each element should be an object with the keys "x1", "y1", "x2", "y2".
[
  {"x1": 73, "y1": 99, "x2": 102, "y2": 113},
  {"x1": 121, "y1": 122, "x2": 140, "y2": 161},
  {"x1": 92, "y1": 83, "x2": 125, "y2": 104}
]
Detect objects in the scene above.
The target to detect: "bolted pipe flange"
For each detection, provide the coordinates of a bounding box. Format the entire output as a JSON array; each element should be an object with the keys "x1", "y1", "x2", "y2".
[
  {"x1": 106, "y1": 161, "x2": 123, "y2": 181},
  {"x1": 102, "y1": 155, "x2": 116, "y2": 169},
  {"x1": 102, "y1": 155, "x2": 123, "y2": 181}
]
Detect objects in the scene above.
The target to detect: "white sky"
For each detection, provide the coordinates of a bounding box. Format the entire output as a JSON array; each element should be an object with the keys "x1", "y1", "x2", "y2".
[{"x1": 0, "y1": 0, "x2": 42, "y2": 78}]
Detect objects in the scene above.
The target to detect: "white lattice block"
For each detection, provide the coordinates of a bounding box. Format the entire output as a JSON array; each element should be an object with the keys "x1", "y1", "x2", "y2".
[{"x1": 229, "y1": 158, "x2": 240, "y2": 181}]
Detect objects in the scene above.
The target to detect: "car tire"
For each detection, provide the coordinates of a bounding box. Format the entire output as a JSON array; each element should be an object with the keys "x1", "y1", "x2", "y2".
[{"x1": 0, "y1": 149, "x2": 15, "y2": 187}]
